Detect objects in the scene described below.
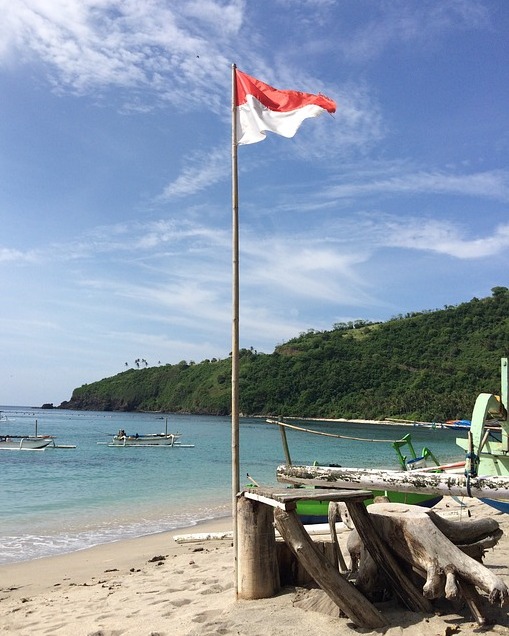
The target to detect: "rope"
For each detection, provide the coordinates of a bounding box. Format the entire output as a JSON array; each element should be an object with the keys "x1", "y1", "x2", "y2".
[
  {"x1": 464, "y1": 430, "x2": 479, "y2": 497},
  {"x1": 266, "y1": 418, "x2": 401, "y2": 444}
]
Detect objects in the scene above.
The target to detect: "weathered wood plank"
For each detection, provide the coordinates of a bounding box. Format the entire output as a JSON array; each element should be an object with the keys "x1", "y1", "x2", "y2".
[
  {"x1": 242, "y1": 486, "x2": 372, "y2": 506},
  {"x1": 277, "y1": 464, "x2": 509, "y2": 500}
]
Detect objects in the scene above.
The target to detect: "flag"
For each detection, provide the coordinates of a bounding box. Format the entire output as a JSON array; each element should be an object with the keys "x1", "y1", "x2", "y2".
[{"x1": 235, "y1": 69, "x2": 336, "y2": 145}]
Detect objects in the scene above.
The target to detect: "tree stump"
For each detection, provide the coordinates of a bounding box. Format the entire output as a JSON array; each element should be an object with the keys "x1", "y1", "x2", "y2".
[{"x1": 237, "y1": 494, "x2": 280, "y2": 599}]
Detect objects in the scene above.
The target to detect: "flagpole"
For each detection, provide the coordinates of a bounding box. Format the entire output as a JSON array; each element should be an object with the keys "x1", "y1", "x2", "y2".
[{"x1": 231, "y1": 62, "x2": 240, "y2": 595}]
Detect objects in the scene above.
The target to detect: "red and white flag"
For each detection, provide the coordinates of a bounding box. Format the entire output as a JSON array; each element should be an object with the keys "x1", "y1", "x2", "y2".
[{"x1": 235, "y1": 69, "x2": 336, "y2": 145}]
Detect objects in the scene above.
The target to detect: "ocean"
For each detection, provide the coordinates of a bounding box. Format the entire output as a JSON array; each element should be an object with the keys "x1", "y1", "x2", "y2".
[{"x1": 0, "y1": 407, "x2": 464, "y2": 565}]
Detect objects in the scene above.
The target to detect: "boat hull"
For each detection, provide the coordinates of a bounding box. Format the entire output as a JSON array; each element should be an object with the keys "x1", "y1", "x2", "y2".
[
  {"x1": 109, "y1": 433, "x2": 181, "y2": 447},
  {"x1": 107, "y1": 431, "x2": 192, "y2": 447},
  {"x1": 0, "y1": 436, "x2": 53, "y2": 450},
  {"x1": 296, "y1": 491, "x2": 442, "y2": 524}
]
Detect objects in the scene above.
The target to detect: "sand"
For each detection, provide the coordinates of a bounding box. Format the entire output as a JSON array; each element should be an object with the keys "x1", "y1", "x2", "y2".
[{"x1": 1, "y1": 499, "x2": 509, "y2": 635}]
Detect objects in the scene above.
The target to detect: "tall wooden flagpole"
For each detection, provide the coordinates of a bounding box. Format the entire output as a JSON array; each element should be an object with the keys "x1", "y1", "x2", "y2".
[{"x1": 231, "y1": 62, "x2": 240, "y2": 594}]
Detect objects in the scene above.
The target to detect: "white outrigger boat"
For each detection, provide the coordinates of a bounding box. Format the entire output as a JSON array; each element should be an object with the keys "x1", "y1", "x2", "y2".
[
  {"x1": 106, "y1": 420, "x2": 194, "y2": 448},
  {"x1": 110, "y1": 431, "x2": 184, "y2": 447},
  {"x1": 0, "y1": 435, "x2": 54, "y2": 450},
  {"x1": 0, "y1": 419, "x2": 75, "y2": 450}
]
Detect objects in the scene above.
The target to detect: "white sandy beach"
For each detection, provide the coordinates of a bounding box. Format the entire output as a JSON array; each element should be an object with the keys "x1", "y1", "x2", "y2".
[{"x1": 1, "y1": 499, "x2": 509, "y2": 635}]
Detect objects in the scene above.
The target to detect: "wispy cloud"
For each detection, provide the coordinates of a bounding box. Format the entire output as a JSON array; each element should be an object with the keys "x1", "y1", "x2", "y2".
[
  {"x1": 381, "y1": 218, "x2": 509, "y2": 259},
  {"x1": 324, "y1": 169, "x2": 509, "y2": 202},
  {"x1": 159, "y1": 146, "x2": 229, "y2": 199},
  {"x1": 242, "y1": 235, "x2": 371, "y2": 307},
  {"x1": 0, "y1": 0, "x2": 386, "y2": 163},
  {"x1": 0, "y1": 0, "x2": 243, "y2": 108},
  {"x1": 0, "y1": 247, "x2": 40, "y2": 263},
  {"x1": 336, "y1": 0, "x2": 491, "y2": 63}
]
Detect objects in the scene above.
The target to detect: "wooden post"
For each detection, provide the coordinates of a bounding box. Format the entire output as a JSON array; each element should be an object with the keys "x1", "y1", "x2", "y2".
[
  {"x1": 273, "y1": 507, "x2": 386, "y2": 629},
  {"x1": 237, "y1": 494, "x2": 280, "y2": 599},
  {"x1": 231, "y1": 62, "x2": 240, "y2": 595},
  {"x1": 279, "y1": 422, "x2": 292, "y2": 466}
]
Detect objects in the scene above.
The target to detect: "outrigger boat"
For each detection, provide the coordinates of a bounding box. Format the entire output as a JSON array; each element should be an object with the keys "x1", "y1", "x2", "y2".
[
  {"x1": 276, "y1": 357, "x2": 509, "y2": 513},
  {"x1": 105, "y1": 419, "x2": 194, "y2": 448},
  {"x1": 109, "y1": 431, "x2": 185, "y2": 447},
  {"x1": 0, "y1": 435, "x2": 53, "y2": 450},
  {"x1": 455, "y1": 357, "x2": 509, "y2": 512},
  {"x1": 268, "y1": 419, "x2": 450, "y2": 523},
  {"x1": 0, "y1": 419, "x2": 75, "y2": 450},
  {"x1": 443, "y1": 419, "x2": 471, "y2": 430}
]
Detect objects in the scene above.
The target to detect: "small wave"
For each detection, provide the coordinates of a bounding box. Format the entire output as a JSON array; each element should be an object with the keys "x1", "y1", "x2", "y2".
[{"x1": 0, "y1": 505, "x2": 230, "y2": 565}]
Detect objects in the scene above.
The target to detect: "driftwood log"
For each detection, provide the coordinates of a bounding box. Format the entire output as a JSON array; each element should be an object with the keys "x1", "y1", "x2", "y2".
[
  {"x1": 273, "y1": 507, "x2": 387, "y2": 628},
  {"x1": 345, "y1": 502, "x2": 508, "y2": 624}
]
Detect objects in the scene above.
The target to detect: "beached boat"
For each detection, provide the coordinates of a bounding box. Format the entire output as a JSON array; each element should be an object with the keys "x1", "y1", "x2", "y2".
[
  {"x1": 269, "y1": 419, "x2": 447, "y2": 523},
  {"x1": 455, "y1": 357, "x2": 509, "y2": 512},
  {"x1": 276, "y1": 357, "x2": 509, "y2": 514},
  {"x1": 0, "y1": 435, "x2": 53, "y2": 450}
]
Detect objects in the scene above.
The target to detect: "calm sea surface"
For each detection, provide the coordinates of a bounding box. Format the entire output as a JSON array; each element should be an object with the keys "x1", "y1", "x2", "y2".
[{"x1": 0, "y1": 407, "x2": 465, "y2": 565}]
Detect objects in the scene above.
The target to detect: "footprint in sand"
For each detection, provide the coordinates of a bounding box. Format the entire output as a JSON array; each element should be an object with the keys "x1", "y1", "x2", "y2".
[
  {"x1": 200, "y1": 583, "x2": 228, "y2": 595},
  {"x1": 168, "y1": 596, "x2": 192, "y2": 608},
  {"x1": 191, "y1": 609, "x2": 223, "y2": 624},
  {"x1": 188, "y1": 619, "x2": 237, "y2": 635}
]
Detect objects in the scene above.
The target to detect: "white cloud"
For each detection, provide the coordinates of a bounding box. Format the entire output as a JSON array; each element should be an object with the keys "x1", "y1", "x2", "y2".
[
  {"x1": 159, "y1": 146, "x2": 229, "y2": 199},
  {"x1": 324, "y1": 169, "x2": 509, "y2": 202},
  {"x1": 0, "y1": 0, "x2": 241, "y2": 107},
  {"x1": 382, "y1": 219, "x2": 509, "y2": 259},
  {"x1": 0, "y1": 247, "x2": 40, "y2": 263},
  {"x1": 0, "y1": 0, "x2": 386, "y2": 160},
  {"x1": 337, "y1": 0, "x2": 491, "y2": 63}
]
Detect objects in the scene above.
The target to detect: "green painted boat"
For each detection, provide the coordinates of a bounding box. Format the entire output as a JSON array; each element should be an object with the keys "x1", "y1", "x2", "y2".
[
  {"x1": 295, "y1": 489, "x2": 442, "y2": 524},
  {"x1": 277, "y1": 357, "x2": 509, "y2": 520},
  {"x1": 273, "y1": 424, "x2": 445, "y2": 523},
  {"x1": 456, "y1": 357, "x2": 509, "y2": 513}
]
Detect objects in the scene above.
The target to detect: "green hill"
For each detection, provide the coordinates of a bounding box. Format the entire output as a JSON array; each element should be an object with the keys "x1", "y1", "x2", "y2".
[{"x1": 59, "y1": 287, "x2": 509, "y2": 421}]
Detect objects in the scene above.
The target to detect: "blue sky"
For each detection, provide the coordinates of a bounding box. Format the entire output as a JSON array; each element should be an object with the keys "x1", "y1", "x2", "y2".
[{"x1": 1, "y1": 0, "x2": 508, "y2": 407}]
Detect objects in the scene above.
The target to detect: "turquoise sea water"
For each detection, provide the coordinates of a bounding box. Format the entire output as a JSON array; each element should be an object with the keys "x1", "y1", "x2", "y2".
[{"x1": 0, "y1": 407, "x2": 464, "y2": 565}]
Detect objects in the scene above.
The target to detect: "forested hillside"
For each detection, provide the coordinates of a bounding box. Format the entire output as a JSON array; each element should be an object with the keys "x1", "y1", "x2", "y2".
[{"x1": 60, "y1": 288, "x2": 509, "y2": 421}]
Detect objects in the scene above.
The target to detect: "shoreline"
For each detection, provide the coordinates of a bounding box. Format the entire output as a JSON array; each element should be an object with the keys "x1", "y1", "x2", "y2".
[
  {"x1": 0, "y1": 501, "x2": 233, "y2": 567},
  {"x1": 1, "y1": 514, "x2": 233, "y2": 602}
]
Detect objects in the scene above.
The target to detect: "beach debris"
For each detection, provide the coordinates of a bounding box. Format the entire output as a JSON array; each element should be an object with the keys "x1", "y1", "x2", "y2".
[
  {"x1": 238, "y1": 486, "x2": 509, "y2": 629},
  {"x1": 348, "y1": 502, "x2": 508, "y2": 624},
  {"x1": 148, "y1": 555, "x2": 166, "y2": 563},
  {"x1": 238, "y1": 487, "x2": 387, "y2": 629}
]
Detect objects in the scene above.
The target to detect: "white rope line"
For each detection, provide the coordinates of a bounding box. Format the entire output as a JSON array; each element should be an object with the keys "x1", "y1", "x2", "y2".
[{"x1": 266, "y1": 419, "x2": 401, "y2": 444}]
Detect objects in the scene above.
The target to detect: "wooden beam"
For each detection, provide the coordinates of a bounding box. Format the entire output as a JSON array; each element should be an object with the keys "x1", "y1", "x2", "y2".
[
  {"x1": 277, "y1": 465, "x2": 509, "y2": 500},
  {"x1": 273, "y1": 507, "x2": 386, "y2": 628}
]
